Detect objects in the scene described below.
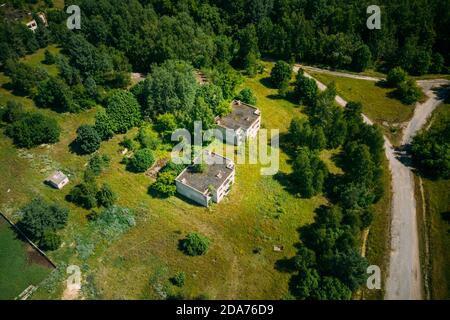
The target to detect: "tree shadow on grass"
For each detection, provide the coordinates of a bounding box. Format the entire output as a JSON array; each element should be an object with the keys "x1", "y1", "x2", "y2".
[
  {"x1": 441, "y1": 211, "x2": 450, "y2": 224},
  {"x1": 273, "y1": 171, "x2": 298, "y2": 195},
  {"x1": 259, "y1": 77, "x2": 276, "y2": 89},
  {"x1": 274, "y1": 256, "x2": 298, "y2": 273},
  {"x1": 375, "y1": 79, "x2": 389, "y2": 89},
  {"x1": 68, "y1": 139, "x2": 85, "y2": 156}
]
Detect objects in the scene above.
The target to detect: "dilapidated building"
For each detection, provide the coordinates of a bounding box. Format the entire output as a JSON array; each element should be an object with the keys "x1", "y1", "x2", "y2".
[{"x1": 175, "y1": 150, "x2": 235, "y2": 207}]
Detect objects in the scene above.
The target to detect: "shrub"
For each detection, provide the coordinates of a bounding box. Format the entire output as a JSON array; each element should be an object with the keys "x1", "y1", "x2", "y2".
[
  {"x1": 138, "y1": 125, "x2": 160, "y2": 150},
  {"x1": 96, "y1": 183, "x2": 117, "y2": 208},
  {"x1": 270, "y1": 60, "x2": 292, "y2": 89},
  {"x1": 180, "y1": 232, "x2": 210, "y2": 256},
  {"x1": 395, "y1": 79, "x2": 421, "y2": 105},
  {"x1": 154, "y1": 113, "x2": 177, "y2": 139},
  {"x1": 19, "y1": 198, "x2": 68, "y2": 242},
  {"x1": 94, "y1": 110, "x2": 114, "y2": 140},
  {"x1": 67, "y1": 181, "x2": 99, "y2": 209},
  {"x1": 87, "y1": 154, "x2": 110, "y2": 176},
  {"x1": 295, "y1": 72, "x2": 318, "y2": 106},
  {"x1": 6, "y1": 112, "x2": 60, "y2": 148},
  {"x1": 171, "y1": 272, "x2": 186, "y2": 287},
  {"x1": 411, "y1": 117, "x2": 450, "y2": 179},
  {"x1": 292, "y1": 147, "x2": 328, "y2": 198},
  {"x1": 151, "y1": 170, "x2": 177, "y2": 197},
  {"x1": 34, "y1": 77, "x2": 79, "y2": 112},
  {"x1": 40, "y1": 231, "x2": 62, "y2": 251},
  {"x1": 1, "y1": 101, "x2": 25, "y2": 123},
  {"x1": 43, "y1": 49, "x2": 56, "y2": 64},
  {"x1": 235, "y1": 88, "x2": 257, "y2": 105},
  {"x1": 386, "y1": 67, "x2": 407, "y2": 88},
  {"x1": 106, "y1": 89, "x2": 142, "y2": 133},
  {"x1": 75, "y1": 125, "x2": 101, "y2": 154},
  {"x1": 127, "y1": 148, "x2": 155, "y2": 172}
]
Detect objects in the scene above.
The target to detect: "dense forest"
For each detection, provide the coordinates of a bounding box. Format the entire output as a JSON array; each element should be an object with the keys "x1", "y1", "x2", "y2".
[{"x1": 1, "y1": 0, "x2": 450, "y2": 75}]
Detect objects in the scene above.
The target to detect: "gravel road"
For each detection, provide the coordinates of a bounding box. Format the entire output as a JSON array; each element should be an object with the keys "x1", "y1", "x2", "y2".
[{"x1": 293, "y1": 65, "x2": 448, "y2": 300}]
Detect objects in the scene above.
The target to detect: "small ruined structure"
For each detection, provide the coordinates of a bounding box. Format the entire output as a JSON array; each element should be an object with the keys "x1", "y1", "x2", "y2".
[
  {"x1": 215, "y1": 100, "x2": 261, "y2": 145},
  {"x1": 45, "y1": 171, "x2": 69, "y2": 190},
  {"x1": 175, "y1": 150, "x2": 235, "y2": 207},
  {"x1": 26, "y1": 12, "x2": 48, "y2": 32}
]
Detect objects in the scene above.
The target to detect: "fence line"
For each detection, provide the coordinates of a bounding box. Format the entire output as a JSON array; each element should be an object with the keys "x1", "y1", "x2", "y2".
[{"x1": 0, "y1": 211, "x2": 57, "y2": 268}]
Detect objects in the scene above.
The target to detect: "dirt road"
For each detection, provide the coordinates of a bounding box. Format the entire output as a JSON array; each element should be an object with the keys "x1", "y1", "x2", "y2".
[
  {"x1": 402, "y1": 79, "x2": 450, "y2": 144},
  {"x1": 299, "y1": 65, "x2": 382, "y2": 82},
  {"x1": 293, "y1": 64, "x2": 433, "y2": 299}
]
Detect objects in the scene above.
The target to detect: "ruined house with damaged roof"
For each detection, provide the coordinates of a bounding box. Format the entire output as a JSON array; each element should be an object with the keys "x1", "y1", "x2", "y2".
[
  {"x1": 175, "y1": 150, "x2": 235, "y2": 207},
  {"x1": 215, "y1": 100, "x2": 261, "y2": 146}
]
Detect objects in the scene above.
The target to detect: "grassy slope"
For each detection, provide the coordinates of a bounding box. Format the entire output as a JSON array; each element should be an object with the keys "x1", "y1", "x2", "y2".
[
  {"x1": 420, "y1": 104, "x2": 450, "y2": 299},
  {"x1": 308, "y1": 72, "x2": 414, "y2": 146},
  {"x1": 363, "y1": 155, "x2": 391, "y2": 299},
  {"x1": 0, "y1": 58, "x2": 326, "y2": 299},
  {"x1": 0, "y1": 219, "x2": 52, "y2": 299}
]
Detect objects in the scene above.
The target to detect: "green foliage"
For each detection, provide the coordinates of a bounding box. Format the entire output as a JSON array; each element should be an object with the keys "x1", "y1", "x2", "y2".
[
  {"x1": 235, "y1": 24, "x2": 261, "y2": 75},
  {"x1": 68, "y1": 181, "x2": 99, "y2": 209},
  {"x1": 211, "y1": 66, "x2": 243, "y2": 99},
  {"x1": 43, "y1": 49, "x2": 56, "y2": 65},
  {"x1": 4, "y1": 61, "x2": 47, "y2": 96},
  {"x1": 35, "y1": 77, "x2": 79, "y2": 112},
  {"x1": 235, "y1": 88, "x2": 257, "y2": 105},
  {"x1": 196, "y1": 84, "x2": 226, "y2": 115},
  {"x1": 96, "y1": 183, "x2": 117, "y2": 208},
  {"x1": 395, "y1": 79, "x2": 422, "y2": 105},
  {"x1": 295, "y1": 72, "x2": 318, "y2": 107},
  {"x1": 154, "y1": 113, "x2": 178, "y2": 139},
  {"x1": 306, "y1": 86, "x2": 347, "y2": 149},
  {"x1": 137, "y1": 60, "x2": 197, "y2": 119},
  {"x1": 1, "y1": 101, "x2": 25, "y2": 123},
  {"x1": 94, "y1": 110, "x2": 114, "y2": 141},
  {"x1": 327, "y1": 249, "x2": 369, "y2": 291},
  {"x1": 314, "y1": 276, "x2": 352, "y2": 300},
  {"x1": 291, "y1": 147, "x2": 328, "y2": 198},
  {"x1": 127, "y1": 148, "x2": 155, "y2": 173},
  {"x1": 89, "y1": 206, "x2": 136, "y2": 241},
  {"x1": 270, "y1": 60, "x2": 292, "y2": 89},
  {"x1": 87, "y1": 154, "x2": 110, "y2": 176},
  {"x1": 138, "y1": 125, "x2": 160, "y2": 150},
  {"x1": 19, "y1": 198, "x2": 68, "y2": 242},
  {"x1": 40, "y1": 231, "x2": 62, "y2": 251},
  {"x1": 106, "y1": 90, "x2": 142, "y2": 133},
  {"x1": 171, "y1": 272, "x2": 186, "y2": 287},
  {"x1": 386, "y1": 67, "x2": 407, "y2": 88},
  {"x1": 180, "y1": 232, "x2": 210, "y2": 256},
  {"x1": 290, "y1": 266, "x2": 320, "y2": 299},
  {"x1": 151, "y1": 170, "x2": 178, "y2": 197},
  {"x1": 191, "y1": 162, "x2": 208, "y2": 173},
  {"x1": 411, "y1": 116, "x2": 450, "y2": 179},
  {"x1": 5, "y1": 112, "x2": 60, "y2": 148},
  {"x1": 352, "y1": 45, "x2": 372, "y2": 72},
  {"x1": 288, "y1": 117, "x2": 326, "y2": 151},
  {"x1": 75, "y1": 125, "x2": 101, "y2": 155}
]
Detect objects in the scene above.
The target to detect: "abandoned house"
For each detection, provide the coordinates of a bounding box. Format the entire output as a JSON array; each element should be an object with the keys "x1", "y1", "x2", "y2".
[
  {"x1": 26, "y1": 12, "x2": 48, "y2": 32},
  {"x1": 175, "y1": 150, "x2": 235, "y2": 207},
  {"x1": 215, "y1": 100, "x2": 261, "y2": 145},
  {"x1": 46, "y1": 171, "x2": 69, "y2": 190}
]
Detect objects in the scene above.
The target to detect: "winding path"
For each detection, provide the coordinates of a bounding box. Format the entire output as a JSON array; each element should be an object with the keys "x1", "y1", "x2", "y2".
[{"x1": 293, "y1": 64, "x2": 449, "y2": 300}]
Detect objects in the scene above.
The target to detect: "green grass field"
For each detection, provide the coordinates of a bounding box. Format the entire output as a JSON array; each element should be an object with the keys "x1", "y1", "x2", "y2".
[
  {"x1": 308, "y1": 72, "x2": 415, "y2": 146},
  {"x1": 0, "y1": 216, "x2": 53, "y2": 300},
  {"x1": 420, "y1": 104, "x2": 450, "y2": 299},
  {"x1": 0, "y1": 52, "x2": 392, "y2": 299},
  {"x1": 0, "y1": 57, "x2": 327, "y2": 299}
]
